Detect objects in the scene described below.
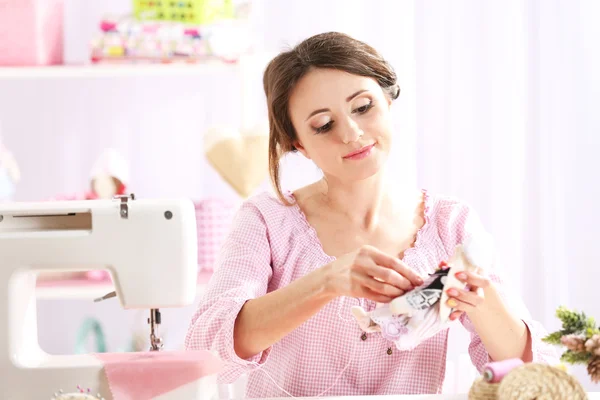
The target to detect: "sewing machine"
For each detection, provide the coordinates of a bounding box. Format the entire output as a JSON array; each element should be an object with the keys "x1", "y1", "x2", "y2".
[{"x1": 0, "y1": 194, "x2": 222, "y2": 400}]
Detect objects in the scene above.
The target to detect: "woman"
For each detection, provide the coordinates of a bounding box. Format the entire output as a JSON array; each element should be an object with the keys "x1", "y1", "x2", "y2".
[{"x1": 185, "y1": 32, "x2": 558, "y2": 397}]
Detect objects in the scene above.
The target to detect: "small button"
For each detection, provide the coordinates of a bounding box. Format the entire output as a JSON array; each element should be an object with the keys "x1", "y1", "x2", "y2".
[
  {"x1": 360, "y1": 333, "x2": 367, "y2": 341},
  {"x1": 387, "y1": 347, "x2": 393, "y2": 355}
]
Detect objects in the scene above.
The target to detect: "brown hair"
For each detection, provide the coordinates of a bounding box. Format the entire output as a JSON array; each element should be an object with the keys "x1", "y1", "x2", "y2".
[{"x1": 263, "y1": 32, "x2": 401, "y2": 205}]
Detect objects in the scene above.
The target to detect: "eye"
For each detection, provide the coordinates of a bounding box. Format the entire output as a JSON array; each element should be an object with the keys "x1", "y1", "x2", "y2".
[
  {"x1": 352, "y1": 100, "x2": 374, "y2": 114},
  {"x1": 314, "y1": 120, "x2": 333, "y2": 134}
]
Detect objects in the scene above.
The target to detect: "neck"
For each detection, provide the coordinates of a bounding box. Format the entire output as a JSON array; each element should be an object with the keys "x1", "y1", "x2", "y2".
[{"x1": 318, "y1": 168, "x2": 418, "y2": 230}]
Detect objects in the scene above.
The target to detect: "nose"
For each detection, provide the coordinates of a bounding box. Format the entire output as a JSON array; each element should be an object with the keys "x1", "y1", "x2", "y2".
[{"x1": 340, "y1": 117, "x2": 364, "y2": 144}]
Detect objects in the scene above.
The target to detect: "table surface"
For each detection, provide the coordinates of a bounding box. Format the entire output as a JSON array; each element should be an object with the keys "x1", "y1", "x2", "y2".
[{"x1": 262, "y1": 393, "x2": 600, "y2": 399}]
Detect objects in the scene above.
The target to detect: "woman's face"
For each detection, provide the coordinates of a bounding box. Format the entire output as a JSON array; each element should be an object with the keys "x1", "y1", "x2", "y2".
[{"x1": 288, "y1": 68, "x2": 394, "y2": 183}]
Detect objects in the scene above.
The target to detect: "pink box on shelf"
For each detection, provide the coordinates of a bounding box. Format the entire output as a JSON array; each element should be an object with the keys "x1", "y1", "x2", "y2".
[
  {"x1": 0, "y1": 0, "x2": 64, "y2": 66},
  {"x1": 195, "y1": 199, "x2": 238, "y2": 273}
]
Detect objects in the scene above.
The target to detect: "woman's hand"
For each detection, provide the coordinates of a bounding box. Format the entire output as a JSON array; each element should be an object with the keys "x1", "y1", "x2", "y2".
[
  {"x1": 321, "y1": 245, "x2": 425, "y2": 303},
  {"x1": 446, "y1": 268, "x2": 493, "y2": 321}
]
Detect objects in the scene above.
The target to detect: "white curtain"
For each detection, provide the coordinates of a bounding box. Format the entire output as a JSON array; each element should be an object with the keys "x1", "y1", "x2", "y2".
[
  {"x1": 415, "y1": 0, "x2": 600, "y2": 391},
  {"x1": 254, "y1": 0, "x2": 600, "y2": 392}
]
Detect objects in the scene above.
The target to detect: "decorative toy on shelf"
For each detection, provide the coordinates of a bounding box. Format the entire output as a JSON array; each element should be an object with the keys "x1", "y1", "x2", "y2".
[
  {"x1": 0, "y1": 194, "x2": 224, "y2": 399},
  {"x1": 133, "y1": 0, "x2": 234, "y2": 26},
  {"x1": 49, "y1": 148, "x2": 129, "y2": 201},
  {"x1": 542, "y1": 305, "x2": 600, "y2": 384},
  {"x1": 351, "y1": 232, "x2": 494, "y2": 351},
  {"x1": 204, "y1": 121, "x2": 269, "y2": 199},
  {"x1": 90, "y1": 1, "x2": 253, "y2": 64},
  {"x1": 0, "y1": 123, "x2": 21, "y2": 202},
  {"x1": 88, "y1": 148, "x2": 130, "y2": 200},
  {"x1": 46, "y1": 148, "x2": 130, "y2": 202}
]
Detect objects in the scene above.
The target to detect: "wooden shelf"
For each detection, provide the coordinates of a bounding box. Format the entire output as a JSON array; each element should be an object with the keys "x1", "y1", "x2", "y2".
[{"x1": 36, "y1": 271, "x2": 213, "y2": 300}]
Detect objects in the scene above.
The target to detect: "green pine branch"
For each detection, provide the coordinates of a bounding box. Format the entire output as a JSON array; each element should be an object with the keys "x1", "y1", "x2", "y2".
[
  {"x1": 560, "y1": 350, "x2": 591, "y2": 365},
  {"x1": 554, "y1": 306, "x2": 598, "y2": 336},
  {"x1": 543, "y1": 306, "x2": 600, "y2": 366},
  {"x1": 542, "y1": 330, "x2": 564, "y2": 345},
  {"x1": 587, "y1": 326, "x2": 600, "y2": 338}
]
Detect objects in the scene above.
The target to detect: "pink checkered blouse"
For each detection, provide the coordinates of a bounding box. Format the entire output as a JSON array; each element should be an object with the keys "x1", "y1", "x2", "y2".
[{"x1": 185, "y1": 190, "x2": 558, "y2": 397}]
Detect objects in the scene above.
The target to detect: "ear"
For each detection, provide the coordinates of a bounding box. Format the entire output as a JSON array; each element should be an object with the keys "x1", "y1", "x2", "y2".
[{"x1": 293, "y1": 140, "x2": 311, "y2": 160}]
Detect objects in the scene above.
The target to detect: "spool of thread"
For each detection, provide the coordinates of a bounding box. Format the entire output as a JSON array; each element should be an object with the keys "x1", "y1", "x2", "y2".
[{"x1": 483, "y1": 358, "x2": 524, "y2": 383}]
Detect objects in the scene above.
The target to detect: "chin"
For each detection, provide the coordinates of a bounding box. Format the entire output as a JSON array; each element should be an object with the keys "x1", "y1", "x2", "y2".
[{"x1": 348, "y1": 153, "x2": 387, "y2": 181}]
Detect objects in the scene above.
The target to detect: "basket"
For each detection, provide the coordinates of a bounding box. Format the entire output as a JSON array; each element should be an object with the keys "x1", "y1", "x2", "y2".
[
  {"x1": 132, "y1": 0, "x2": 234, "y2": 25},
  {"x1": 194, "y1": 198, "x2": 237, "y2": 272}
]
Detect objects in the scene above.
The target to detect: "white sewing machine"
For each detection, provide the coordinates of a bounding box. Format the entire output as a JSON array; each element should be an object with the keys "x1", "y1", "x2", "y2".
[{"x1": 0, "y1": 194, "x2": 221, "y2": 400}]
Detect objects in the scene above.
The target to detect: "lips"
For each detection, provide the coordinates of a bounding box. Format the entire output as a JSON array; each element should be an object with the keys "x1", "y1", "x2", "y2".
[{"x1": 343, "y1": 143, "x2": 375, "y2": 159}]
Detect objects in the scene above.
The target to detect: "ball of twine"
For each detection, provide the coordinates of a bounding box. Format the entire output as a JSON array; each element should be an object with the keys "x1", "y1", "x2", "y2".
[
  {"x1": 496, "y1": 363, "x2": 588, "y2": 400},
  {"x1": 468, "y1": 377, "x2": 499, "y2": 400}
]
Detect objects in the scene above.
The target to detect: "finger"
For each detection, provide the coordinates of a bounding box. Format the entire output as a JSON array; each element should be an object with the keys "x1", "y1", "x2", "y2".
[
  {"x1": 455, "y1": 271, "x2": 491, "y2": 289},
  {"x1": 468, "y1": 285, "x2": 484, "y2": 297},
  {"x1": 357, "y1": 271, "x2": 406, "y2": 297},
  {"x1": 394, "y1": 259, "x2": 426, "y2": 287},
  {"x1": 449, "y1": 310, "x2": 463, "y2": 321},
  {"x1": 446, "y1": 288, "x2": 484, "y2": 307},
  {"x1": 362, "y1": 246, "x2": 424, "y2": 286},
  {"x1": 360, "y1": 287, "x2": 394, "y2": 303},
  {"x1": 361, "y1": 262, "x2": 413, "y2": 291},
  {"x1": 446, "y1": 297, "x2": 476, "y2": 313}
]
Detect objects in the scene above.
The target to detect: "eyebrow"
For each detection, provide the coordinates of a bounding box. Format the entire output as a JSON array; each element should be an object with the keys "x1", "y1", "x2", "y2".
[{"x1": 304, "y1": 89, "x2": 369, "y2": 121}]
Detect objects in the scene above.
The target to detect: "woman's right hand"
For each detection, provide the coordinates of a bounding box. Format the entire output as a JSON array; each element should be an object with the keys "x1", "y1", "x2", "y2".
[{"x1": 321, "y1": 245, "x2": 425, "y2": 303}]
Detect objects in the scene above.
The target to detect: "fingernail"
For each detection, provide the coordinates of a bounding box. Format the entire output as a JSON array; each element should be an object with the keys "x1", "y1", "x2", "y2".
[
  {"x1": 456, "y1": 272, "x2": 467, "y2": 280},
  {"x1": 416, "y1": 277, "x2": 424, "y2": 285},
  {"x1": 447, "y1": 289, "x2": 458, "y2": 296},
  {"x1": 448, "y1": 299, "x2": 458, "y2": 307}
]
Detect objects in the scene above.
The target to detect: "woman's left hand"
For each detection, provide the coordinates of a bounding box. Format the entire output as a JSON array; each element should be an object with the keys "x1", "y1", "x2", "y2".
[{"x1": 446, "y1": 269, "x2": 492, "y2": 321}]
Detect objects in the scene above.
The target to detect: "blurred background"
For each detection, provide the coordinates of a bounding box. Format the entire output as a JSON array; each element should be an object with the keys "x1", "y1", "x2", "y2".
[{"x1": 0, "y1": 0, "x2": 599, "y2": 396}]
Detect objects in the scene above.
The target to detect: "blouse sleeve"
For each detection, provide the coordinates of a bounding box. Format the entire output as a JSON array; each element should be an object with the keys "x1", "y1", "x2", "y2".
[
  {"x1": 184, "y1": 200, "x2": 273, "y2": 383},
  {"x1": 437, "y1": 200, "x2": 560, "y2": 373}
]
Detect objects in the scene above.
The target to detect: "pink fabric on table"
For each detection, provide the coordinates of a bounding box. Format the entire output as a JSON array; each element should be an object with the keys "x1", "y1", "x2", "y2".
[
  {"x1": 0, "y1": 0, "x2": 64, "y2": 66},
  {"x1": 94, "y1": 350, "x2": 223, "y2": 400},
  {"x1": 194, "y1": 199, "x2": 237, "y2": 272}
]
